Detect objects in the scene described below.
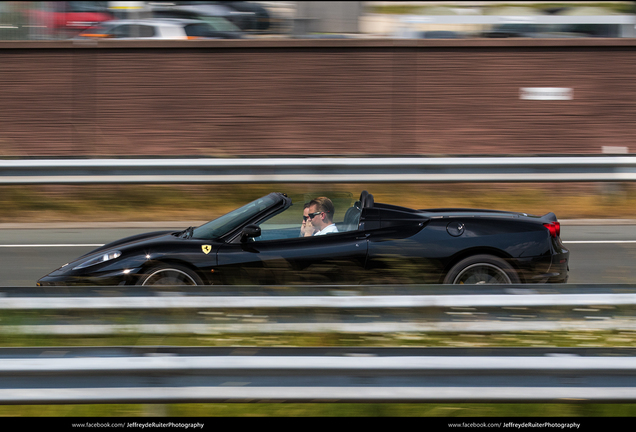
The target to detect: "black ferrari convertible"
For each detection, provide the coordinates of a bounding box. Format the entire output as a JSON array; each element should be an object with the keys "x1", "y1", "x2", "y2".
[{"x1": 37, "y1": 191, "x2": 569, "y2": 286}]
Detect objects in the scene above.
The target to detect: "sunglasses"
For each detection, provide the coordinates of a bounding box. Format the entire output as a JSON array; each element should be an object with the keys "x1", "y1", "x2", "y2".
[{"x1": 306, "y1": 211, "x2": 328, "y2": 220}]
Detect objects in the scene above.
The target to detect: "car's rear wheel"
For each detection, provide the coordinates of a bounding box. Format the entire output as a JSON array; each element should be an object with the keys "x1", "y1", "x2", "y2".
[
  {"x1": 443, "y1": 255, "x2": 520, "y2": 284},
  {"x1": 137, "y1": 264, "x2": 202, "y2": 286}
]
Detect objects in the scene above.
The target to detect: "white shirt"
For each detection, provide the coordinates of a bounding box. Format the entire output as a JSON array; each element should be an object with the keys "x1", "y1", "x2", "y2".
[{"x1": 314, "y1": 224, "x2": 339, "y2": 236}]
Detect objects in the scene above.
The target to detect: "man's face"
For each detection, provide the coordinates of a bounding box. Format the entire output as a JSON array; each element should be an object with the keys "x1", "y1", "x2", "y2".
[{"x1": 307, "y1": 204, "x2": 325, "y2": 230}]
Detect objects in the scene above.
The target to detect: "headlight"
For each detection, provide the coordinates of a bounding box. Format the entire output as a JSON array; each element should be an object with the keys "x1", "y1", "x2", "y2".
[{"x1": 73, "y1": 250, "x2": 122, "y2": 270}]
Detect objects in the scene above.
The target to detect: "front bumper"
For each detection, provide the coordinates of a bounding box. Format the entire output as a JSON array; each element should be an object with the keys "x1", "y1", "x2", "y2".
[{"x1": 37, "y1": 268, "x2": 141, "y2": 286}]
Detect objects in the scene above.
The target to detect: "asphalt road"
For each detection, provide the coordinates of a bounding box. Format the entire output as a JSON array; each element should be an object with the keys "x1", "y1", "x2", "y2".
[{"x1": 1, "y1": 222, "x2": 635, "y2": 286}]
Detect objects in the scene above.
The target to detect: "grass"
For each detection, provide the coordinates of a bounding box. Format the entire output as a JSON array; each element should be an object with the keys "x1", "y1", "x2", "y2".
[
  {"x1": 2, "y1": 182, "x2": 636, "y2": 223},
  {"x1": 1, "y1": 330, "x2": 636, "y2": 348}
]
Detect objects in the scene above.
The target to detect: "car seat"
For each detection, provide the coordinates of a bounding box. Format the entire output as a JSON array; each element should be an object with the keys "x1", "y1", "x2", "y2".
[{"x1": 342, "y1": 201, "x2": 362, "y2": 231}]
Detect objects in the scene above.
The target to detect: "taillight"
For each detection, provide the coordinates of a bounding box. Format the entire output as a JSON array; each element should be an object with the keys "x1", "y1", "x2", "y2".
[{"x1": 543, "y1": 221, "x2": 560, "y2": 238}]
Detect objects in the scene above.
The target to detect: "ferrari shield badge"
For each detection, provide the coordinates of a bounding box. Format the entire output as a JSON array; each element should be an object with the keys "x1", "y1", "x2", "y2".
[{"x1": 201, "y1": 245, "x2": 212, "y2": 255}]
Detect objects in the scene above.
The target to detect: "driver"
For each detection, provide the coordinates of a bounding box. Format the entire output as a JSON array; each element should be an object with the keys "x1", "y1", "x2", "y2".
[{"x1": 306, "y1": 197, "x2": 338, "y2": 236}]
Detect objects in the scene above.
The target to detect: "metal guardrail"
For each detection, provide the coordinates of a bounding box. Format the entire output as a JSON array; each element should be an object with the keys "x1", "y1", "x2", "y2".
[
  {"x1": 1, "y1": 284, "x2": 636, "y2": 335},
  {"x1": 3, "y1": 156, "x2": 636, "y2": 184},
  {"x1": 1, "y1": 346, "x2": 636, "y2": 403},
  {"x1": 2, "y1": 285, "x2": 636, "y2": 404}
]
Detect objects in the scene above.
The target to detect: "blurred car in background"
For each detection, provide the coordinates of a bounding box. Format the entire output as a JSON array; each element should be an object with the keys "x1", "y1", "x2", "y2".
[
  {"x1": 481, "y1": 24, "x2": 609, "y2": 38},
  {"x1": 149, "y1": 1, "x2": 270, "y2": 31},
  {"x1": 25, "y1": 1, "x2": 114, "y2": 38},
  {"x1": 76, "y1": 17, "x2": 243, "y2": 40}
]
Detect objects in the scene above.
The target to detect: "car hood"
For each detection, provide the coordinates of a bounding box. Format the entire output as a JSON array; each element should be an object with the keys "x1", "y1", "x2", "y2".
[{"x1": 77, "y1": 230, "x2": 176, "y2": 259}]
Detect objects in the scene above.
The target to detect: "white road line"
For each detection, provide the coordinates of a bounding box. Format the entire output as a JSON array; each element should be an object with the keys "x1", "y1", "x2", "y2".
[{"x1": 563, "y1": 241, "x2": 636, "y2": 244}]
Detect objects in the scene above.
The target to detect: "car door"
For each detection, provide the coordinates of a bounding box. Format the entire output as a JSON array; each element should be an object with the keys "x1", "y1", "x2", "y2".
[
  {"x1": 215, "y1": 231, "x2": 369, "y2": 285},
  {"x1": 361, "y1": 206, "x2": 438, "y2": 284}
]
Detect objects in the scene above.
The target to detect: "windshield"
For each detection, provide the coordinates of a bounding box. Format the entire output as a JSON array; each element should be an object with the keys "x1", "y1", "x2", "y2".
[
  {"x1": 184, "y1": 23, "x2": 216, "y2": 37},
  {"x1": 198, "y1": 16, "x2": 240, "y2": 32},
  {"x1": 192, "y1": 194, "x2": 280, "y2": 240},
  {"x1": 79, "y1": 23, "x2": 112, "y2": 35},
  {"x1": 67, "y1": 2, "x2": 110, "y2": 13}
]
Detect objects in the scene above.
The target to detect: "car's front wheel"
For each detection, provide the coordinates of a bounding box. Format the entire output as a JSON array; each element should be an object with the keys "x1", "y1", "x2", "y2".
[
  {"x1": 443, "y1": 255, "x2": 520, "y2": 284},
  {"x1": 137, "y1": 264, "x2": 203, "y2": 286}
]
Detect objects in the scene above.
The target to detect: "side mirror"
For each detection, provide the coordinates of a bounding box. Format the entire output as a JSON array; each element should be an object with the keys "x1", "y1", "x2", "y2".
[{"x1": 240, "y1": 224, "x2": 261, "y2": 242}]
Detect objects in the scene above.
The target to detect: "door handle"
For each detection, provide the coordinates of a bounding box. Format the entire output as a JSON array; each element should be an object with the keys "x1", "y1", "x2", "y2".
[{"x1": 355, "y1": 233, "x2": 370, "y2": 240}]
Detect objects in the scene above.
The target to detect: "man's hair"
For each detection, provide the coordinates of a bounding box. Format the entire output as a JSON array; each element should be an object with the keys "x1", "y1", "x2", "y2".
[{"x1": 309, "y1": 196, "x2": 335, "y2": 221}]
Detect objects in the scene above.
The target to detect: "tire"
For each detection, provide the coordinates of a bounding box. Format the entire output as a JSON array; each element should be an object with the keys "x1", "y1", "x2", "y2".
[
  {"x1": 443, "y1": 254, "x2": 520, "y2": 285},
  {"x1": 137, "y1": 264, "x2": 203, "y2": 286}
]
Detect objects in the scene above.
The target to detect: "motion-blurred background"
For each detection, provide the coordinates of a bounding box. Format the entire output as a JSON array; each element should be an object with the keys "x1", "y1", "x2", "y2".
[{"x1": 1, "y1": 1, "x2": 635, "y2": 157}]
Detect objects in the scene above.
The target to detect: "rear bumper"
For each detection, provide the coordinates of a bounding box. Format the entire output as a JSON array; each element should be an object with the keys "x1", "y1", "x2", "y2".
[
  {"x1": 548, "y1": 241, "x2": 570, "y2": 283},
  {"x1": 516, "y1": 248, "x2": 569, "y2": 284},
  {"x1": 540, "y1": 249, "x2": 570, "y2": 283},
  {"x1": 529, "y1": 269, "x2": 569, "y2": 284}
]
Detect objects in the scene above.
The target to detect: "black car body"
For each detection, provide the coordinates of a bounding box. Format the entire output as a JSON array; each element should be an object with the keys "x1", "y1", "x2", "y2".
[{"x1": 37, "y1": 191, "x2": 569, "y2": 286}]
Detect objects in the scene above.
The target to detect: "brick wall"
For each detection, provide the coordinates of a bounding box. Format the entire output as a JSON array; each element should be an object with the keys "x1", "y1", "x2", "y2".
[{"x1": 1, "y1": 39, "x2": 634, "y2": 157}]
